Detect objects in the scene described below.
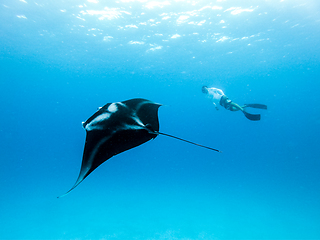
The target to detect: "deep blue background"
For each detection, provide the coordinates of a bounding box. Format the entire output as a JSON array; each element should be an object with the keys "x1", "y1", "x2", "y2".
[{"x1": 1, "y1": 0, "x2": 320, "y2": 239}]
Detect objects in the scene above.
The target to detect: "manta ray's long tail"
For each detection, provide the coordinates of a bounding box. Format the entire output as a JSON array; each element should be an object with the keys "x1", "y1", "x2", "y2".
[{"x1": 156, "y1": 132, "x2": 221, "y2": 153}]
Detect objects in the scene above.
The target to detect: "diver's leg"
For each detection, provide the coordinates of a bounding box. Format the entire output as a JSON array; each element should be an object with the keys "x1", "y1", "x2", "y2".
[{"x1": 229, "y1": 102, "x2": 243, "y2": 112}]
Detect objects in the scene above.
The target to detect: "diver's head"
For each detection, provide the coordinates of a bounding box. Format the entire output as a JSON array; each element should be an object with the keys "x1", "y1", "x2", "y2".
[{"x1": 202, "y1": 86, "x2": 208, "y2": 94}]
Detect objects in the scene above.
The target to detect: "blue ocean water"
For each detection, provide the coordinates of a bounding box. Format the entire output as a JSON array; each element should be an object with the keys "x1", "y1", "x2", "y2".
[{"x1": 1, "y1": 0, "x2": 320, "y2": 239}]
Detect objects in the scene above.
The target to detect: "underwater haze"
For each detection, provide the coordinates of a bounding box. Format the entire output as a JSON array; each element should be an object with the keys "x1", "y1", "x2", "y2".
[{"x1": 1, "y1": 0, "x2": 320, "y2": 239}]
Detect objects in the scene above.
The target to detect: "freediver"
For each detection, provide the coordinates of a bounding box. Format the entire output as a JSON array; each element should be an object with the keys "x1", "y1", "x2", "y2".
[{"x1": 202, "y1": 86, "x2": 267, "y2": 121}]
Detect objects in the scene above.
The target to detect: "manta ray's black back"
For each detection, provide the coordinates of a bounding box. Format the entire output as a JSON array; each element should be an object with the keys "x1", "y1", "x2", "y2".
[{"x1": 58, "y1": 98, "x2": 161, "y2": 197}]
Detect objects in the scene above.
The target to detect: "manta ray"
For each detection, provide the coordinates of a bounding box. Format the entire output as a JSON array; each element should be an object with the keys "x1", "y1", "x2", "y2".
[{"x1": 58, "y1": 98, "x2": 220, "y2": 197}]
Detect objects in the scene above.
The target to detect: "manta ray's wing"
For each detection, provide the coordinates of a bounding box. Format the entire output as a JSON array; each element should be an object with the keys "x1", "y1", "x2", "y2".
[{"x1": 59, "y1": 98, "x2": 161, "y2": 197}]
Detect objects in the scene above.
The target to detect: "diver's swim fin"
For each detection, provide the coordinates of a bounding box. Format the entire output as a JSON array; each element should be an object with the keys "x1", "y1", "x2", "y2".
[
  {"x1": 244, "y1": 104, "x2": 267, "y2": 110},
  {"x1": 242, "y1": 110, "x2": 261, "y2": 121}
]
